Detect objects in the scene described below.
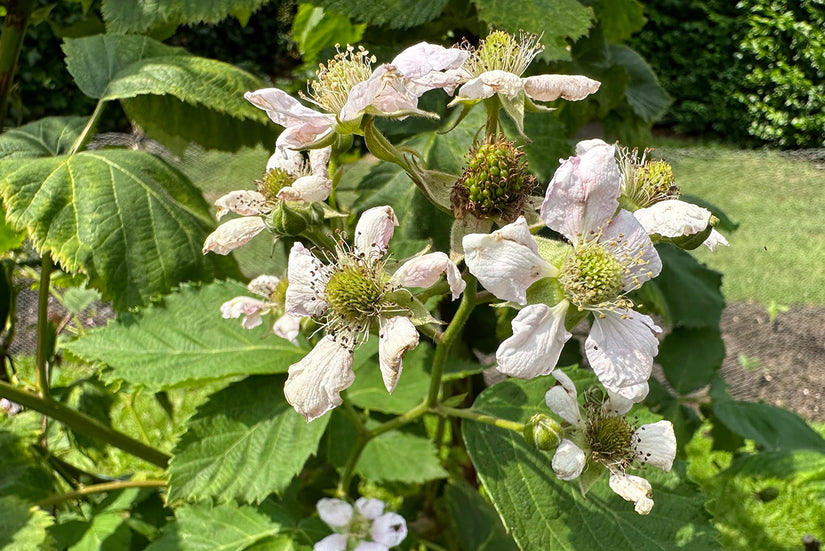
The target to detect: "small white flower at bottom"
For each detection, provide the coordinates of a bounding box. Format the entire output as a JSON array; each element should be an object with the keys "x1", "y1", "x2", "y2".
[{"x1": 315, "y1": 497, "x2": 407, "y2": 551}]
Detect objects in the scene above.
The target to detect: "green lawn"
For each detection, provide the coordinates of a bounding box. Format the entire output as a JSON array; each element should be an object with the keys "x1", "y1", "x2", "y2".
[{"x1": 653, "y1": 142, "x2": 825, "y2": 305}]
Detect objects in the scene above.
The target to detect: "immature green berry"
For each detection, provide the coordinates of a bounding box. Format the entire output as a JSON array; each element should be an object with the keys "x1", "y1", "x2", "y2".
[
  {"x1": 586, "y1": 414, "x2": 636, "y2": 466},
  {"x1": 617, "y1": 147, "x2": 680, "y2": 210},
  {"x1": 559, "y1": 241, "x2": 626, "y2": 309}
]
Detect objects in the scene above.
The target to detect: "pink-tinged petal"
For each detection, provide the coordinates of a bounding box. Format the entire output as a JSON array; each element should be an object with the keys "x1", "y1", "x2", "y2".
[
  {"x1": 522, "y1": 74, "x2": 600, "y2": 102},
  {"x1": 633, "y1": 199, "x2": 711, "y2": 238},
  {"x1": 220, "y1": 296, "x2": 266, "y2": 329},
  {"x1": 340, "y1": 66, "x2": 390, "y2": 122},
  {"x1": 277, "y1": 175, "x2": 332, "y2": 203},
  {"x1": 545, "y1": 369, "x2": 583, "y2": 426},
  {"x1": 463, "y1": 217, "x2": 556, "y2": 304},
  {"x1": 604, "y1": 382, "x2": 648, "y2": 416},
  {"x1": 575, "y1": 138, "x2": 609, "y2": 156},
  {"x1": 317, "y1": 498, "x2": 354, "y2": 528},
  {"x1": 284, "y1": 336, "x2": 355, "y2": 421},
  {"x1": 600, "y1": 209, "x2": 662, "y2": 290},
  {"x1": 407, "y1": 69, "x2": 468, "y2": 95},
  {"x1": 203, "y1": 217, "x2": 266, "y2": 255},
  {"x1": 540, "y1": 143, "x2": 621, "y2": 242},
  {"x1": 309, "y1": 147, "x2": 332, "y2": 177},
  {"x1": 355, "y1": 497, "x2": 385, "y2": 519},
  {"x1": 285, "y1": 242, "x2": 328, "y2": 317},
  {"x1": 214, "y1": 190, "x2": 267, "y2": 219},
  {"x1": 354, "y1": 206, "x2": 398, "y2": 260},
  {"x1": 391, "y1": 42, "x2": 468, "y2": 78},
  {"x1": 378, "y1": 316, "x2": 419, "y2": 394},
  {"x1": 371, "y1": 512, "x2": 408, "y2": 547},
  {"x1": 634, "y1": 420, "x2": 676, "y2": 472},
  {"x1": 457, "y1": 70, "x2": 523, "y2": 100},
  {"x1": 266, "y1": 147, "x2": 305, "y2": 177},
  {"x1": 704, "y1": 229, "x2": 729, "y2": 251},
  {"x1": 608, "y1": 472, "x2": 654, "y2": 515},
  {"x1": 245, "y1": 87, "x2": 331, "y2": 127},
  {"x1": 273, "y1": 313, "x2": 302, "y2": 345},
  {"x1": 392, "y1": 252, "x2": 465, "y2": 300},
  {"x1": 586, "y1": 309, "x2": 661, "y2": 399},
  {"x1": 276, "y1": 123, "x2": 335, "y2": 152},
  {"x1": 496, "y1": 301, "x2": 571, "y2": 378},
  {"x1": 315, "y1": 534, "x2": 348, "y2": 551},
  {"x1": 552, "y1": 439, "x2": 586, "y2": 480},
  {"x1": 247, "y1": 274, "x2": 281, "y2": 298}
]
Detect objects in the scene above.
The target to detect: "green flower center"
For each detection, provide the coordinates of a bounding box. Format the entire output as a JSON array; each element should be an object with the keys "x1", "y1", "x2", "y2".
[
  {"x1": 618, "y1": 147, "x2": 680, "y2": 209},
  {"x1": 309, "y1": 45, "x2": 375, "y2": 115},
  {"x1": 560, "y1": 243, "x2": 625, "y2": 308},
  {"x1": 466, "y1": 30, "x2": 543, "y2": 77},
  {"x1": 324, "y1": 264, "x2": 385, "y2": 323},
  {"x1": 587, "y1": 415, "x2": 635, "y2": 464},
  {"x1": 257, "y1": 168, "x2": 293, "y2": 201}
]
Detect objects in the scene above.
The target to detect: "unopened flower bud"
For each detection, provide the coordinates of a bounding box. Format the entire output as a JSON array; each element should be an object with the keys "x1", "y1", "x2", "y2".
[
  {"x1": 266, "y1": 202, "x2": 323, "y2": 236},
  {"x1": 523, "y1": 413, "x2": 562, "y2": 451}
]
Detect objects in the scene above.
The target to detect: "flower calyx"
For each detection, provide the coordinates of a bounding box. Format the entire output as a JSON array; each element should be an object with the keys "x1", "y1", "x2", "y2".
[{"x1": 524, "y1": 413, "x2": 562, "y2": 451}]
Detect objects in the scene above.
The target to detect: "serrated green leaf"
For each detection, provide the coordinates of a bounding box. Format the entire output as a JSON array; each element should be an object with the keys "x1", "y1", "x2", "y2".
[
  {"x1": 593, "y1": 0, "x2": 645, "y2": 42},
  {"x1": 292, "y1": 4, "x2": 365, "y2": 66},
  {"x1": 168, "y1": 375, "x2": 329, "y2": 504},
  {"x1": 652, "y1": 244, "x2": 724, "y2": 328},
  {"x1": 174, "y1": 502, "x2": 281, "y2": 551},
  {"x1": 63, "y1": 513, "x2": 132, "y2": 551},
  {"x1": 0, "y1": 146, "x2": 232, "y2": 310},
  {"x1": 345, "y1": 345, "x2": 430, "y2": 414},
  {"x1": 101, "y1": 0, "x2": 272, "y2": 33},
  {"x1": 356, "y1": 430, "x2": 447, "y2": 483},
  {"x1": 307, "y1": 0, "x2": 447, "y2": 29},
  {"x1": 445, "y1": 480, "x2": 518, "y2": 551},
  {"x1": 463, "y1": 376, "x2": 719, "y2": 550},
  {"x1": 608, "y1": 44, "x2": 671, "y2": 123},
  {"x1": 0, "y1": 413, "x2": 54, "y2": 502},
  {"x1": 0, "y1": 497, "x2": 53, "y2": 551},
  {"x1": 65, "y1": 281, "x2": 306, "y2": 390},
  {"x1": 0, "y1": 116, "x2": 85, "y2": 160},
  {"x1": 659, "y1": 326, "x2": 724, "y2": 395},
  {"x1": 473, "y1": 0, "x2": 594, "y2": 62}
]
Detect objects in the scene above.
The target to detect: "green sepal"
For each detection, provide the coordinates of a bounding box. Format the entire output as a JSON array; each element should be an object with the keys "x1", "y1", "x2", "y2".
[
  {"x1": 499, "y1": 91, "x2": 527, "y2": 139},
  {"x1": 534, "y1": 235, "x2": 571, "y2": 269},
  {"x1": 264, "y1": 202, "x2": 324, "y2": 236},
  {"x1": 666, "y1": 224, "x2": 713, "y2": 251},
  {"x1": 524, "y1": 94, "x2": 555, "y2": 113},
  {"x1": 577, "y1": 462, "x2": 607, "y2": 496},
  {"x1": 439, "y1": 102, "x2": 477, "y2": 134},
  {"x1": 383, "y1": 289, "x2": 441, "y2": 327}
]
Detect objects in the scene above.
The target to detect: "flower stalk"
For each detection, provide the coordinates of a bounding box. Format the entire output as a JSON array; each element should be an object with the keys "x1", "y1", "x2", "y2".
[
  {"x1": 35, "y1": 254, "x2": 53, "y2": 399},
  {"x1": 35, "y1": 479, "x2": 167, "y2": 508},
  {"x1": 434, "y1": 404, "x2": 526, "y2": 433}
]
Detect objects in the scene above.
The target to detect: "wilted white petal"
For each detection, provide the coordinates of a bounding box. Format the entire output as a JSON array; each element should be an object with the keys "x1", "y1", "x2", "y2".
[
  {"x1": 273, "y1": 313, "x2": 302, "y2": 345},
  {"x1": 266, "y1": 147, "x2": 305, "y2": 177},
  {"x1": 245, "y1": 88, "x2": 332, "y2": 128},
  {"x1": 285, "y1": 242, "x2": 328, "y2": 318},
  {"x1": 341, "y1": 65, "x2": 392, "y2": 122},
  {"x1": 309, "y1": 147, "x2": 332, "y2": 177},
  {"x1": 575, "y1": 138, "x2": 609, "y2": 156},
  {"x1": 214, "y1": 190, "x2": 268, "y2": 219},
  {"x1": 391, "y1": 42, "x2": 468, "y2": 78},
  {"x1": 703, "y1": 229, "x2": 729, "y2": 251},
  {"x1": 586, "y1": 309, "x2": 661, "y2": 399},
  {"x1": 545, "y1": 369, "x2": 583, "y2": 426},
  {"x1": 600, "y1": 209, "x2": 662, "y2": 289},
  {"x1": 378, "y1": 316, "x2": 419, "y2": 394},
  {"x1": 277, "y1": 175, "x2": 332, "y2": 203},
  {"x1": 540, "y1": 142, "x2": 621, "y2": 243},
  {"x1": 463, "y1": 217, "x2": 555, "y2": 304},
  {"x1": 354, "y1": 206, "x2": 398, "y2": 261},
  {"x1": 634, "y1": 199, "x2": 712, "y2": 238},
  {"x1": 203, "y1": 217, "x2": 266, "y2": 255},
  {"x1": 392, "y1": 252, "x2": 465, "y2": 300},
  {"x1": 608, "y1": 472, "x2": 654, "y2": 515},
  {"x1": 315, "y1": 534, "x2": 348, "y2": 551},
  {"x1": 284, "y1": 336, "x2": 355, "y2": 421},
  {"x1": 458, "y1": 70, "x2": 523, "y2": 100},
  {"x1": 220, "y1": 296, "x2": 266, "y2": 329},
  {"x1": 522, "y1": 74, "x2": 600, "y2": 102},
  {"x1": 317, "y1": 498, "x2": 354, "y2": 527},
  {"x1": 496, "y1": 302, "x2": 571, "y2": 378},
  {"x1": 355, "y1": 497, "x2": 385, "y2": 519},
  {"x1": 277, "y1": 124, "x2": 334, "y2": 152},
  {"x1": 552, "y1": 439, "x2": 586, "y2": 480},
  {"x1": 247, "y1": 275, "x2": 281, "y2": 297},
  {"x1": 634, "y1": 420, "x2": 676, "y2": 472},
  {"x1": 371, "y1": 512, "x2": 408, "y2": 547},
  {"x1": 604, "y1": 382, "x2": 648, "y2": 416}
]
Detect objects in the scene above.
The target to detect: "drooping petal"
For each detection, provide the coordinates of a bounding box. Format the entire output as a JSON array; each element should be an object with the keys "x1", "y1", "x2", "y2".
[
  {"x1": 586, "y1": 309, "x2": 661, "y2": 399},
  {"x1": 276, "y1": 123, "x2": 335, "y2": 152},
  {"x1": 341, "y1": 66, "x2": 398, "y2": 122},
  {"x1": 600, "y1": 209, "x2": 662, "y2": 290},
  {"x1": 608, "y1": 472, "x2": 654, "y2": 515},
  {"x1": 633, "y1": 199, "x2": 712, "y2": 238},
  {"x1": 355, "y1": 497, "x2": 385, "y2": 519},
  {"x1": 273, "y1": 313, "x2": 302, "y2": 345},
  {"x1": 392, "y1": 252, "x2": 465, "y2": 300},
  {"x1": 371, "y1": 512, "x2": 408, "y2": 547},
  {"x1": 277, "y1": 175, "x2": 332, "y2": 203},
  {"x1": 463, "y1": 217, "x2": 555, "y2": 304},
  {"x1": 285, "y1": 242, "x2": 328, "y2": 318},
  {"x1": 203, "y1": 217, "x2": 266, "y2": 255},
  {"x1": 309, "y1": 147, "x2": 332, "y2": 177},
  {"x1": 284, "y1": 336, "x2": 355, "y2": 421},
  {"x1": 248, "y1": 274, "x2": 281, "y2": 298},
  {"x1": 496, "y1": 302, "x2": 571, "y2": 379},
  {"x1": 552, "y1": 439, "x2": 586, "y2": 480},
  {"x1": 457, "y1": 70, "x2": 524, "y2": 100},
  {"x1": 545, "y1": 368, "x2": 583, "y2": 426},
  {"x1": 522, "y1": 74, "x2": 600, "y2": 102},
  {"x1": 703, "y1": 229, "x2": 729, "y2": 252},
  {"x1": 214, "y1": 190, "x2": 268, "y2": 219},
  {"x1": 378, "y1": 316, "x2": 419, "y2": 394},
  {"x1": 220, "y1": 296, "x2": 266, "y2": 329},
  {"x1": 540, "y1": 142, "x2": 621, "y2": 243},
  {"x1": 604, "y1": 382, "x2": 648, "y2": 416},
  {"x1": 354, "y1": 206, "x2": 398, "y2": 261},
  {"x1": 245, "y1": 88, "x2": 333, "y2": 128},
  {"x1": 266, "y1": 147, "x2": 305, "y2": 177},
  {"x1": 315, "y1": 534, "x2": 348, "y2": 551},
  {"x1": 391, "y1": 42, "x2": 468, "y2": 79},
  {"x1": 633, "y1": 420, "x2": 676, "y2": 472},
  {"x1": 317, "y1": 498, "x2": 354, "y2": 527}
]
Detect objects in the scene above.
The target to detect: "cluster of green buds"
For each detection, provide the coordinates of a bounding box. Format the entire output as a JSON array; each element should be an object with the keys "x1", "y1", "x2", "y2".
[
  {"x1": 452, "y1": 135, "x2": 535, "y2": 222},
  {"x1": 256, "y1": 167, "x2": 326, "y2": 237}
]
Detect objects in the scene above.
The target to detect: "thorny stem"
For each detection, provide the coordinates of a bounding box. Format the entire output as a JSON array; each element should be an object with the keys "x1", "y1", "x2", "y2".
[
  {"x1": 35, "y1": 479, "x2": 167, "y2": 508},
  {"x1": 435, "y1": 404, "x2": 526, "y2": 433},
  {"x1": 0, "y1": 0, "x2": 36, "y2": 130},
  {"x1": 0, "y1": 381, "x2": 170, "y2": 468},
  {"x1": 35, "y1": 254, "x2": 53, "y2": 399}
]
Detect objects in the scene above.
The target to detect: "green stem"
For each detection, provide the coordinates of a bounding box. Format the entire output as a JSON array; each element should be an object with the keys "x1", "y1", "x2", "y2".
[
  {"x1": 368, "y1": 401, "x2": 429, "y2": 439},
  {"x1": 335, "y1": 435, "x2": 367, "y2": 498},
  {"x1": 35, "y1": 479, "x2": 166, "y2": 508},
  {"x1": 341, "y1": 398, "x2": 368, "y2": 438},
  {"x1": 35, "y1": 254, "x2": 52, "y2": 399},
  {"x1": 0, "y1": 0, "x2": 36, "y2": 130},
  {"x1": 70, "y1": 99, "x2": 105, "y2": 154},
  {"x1": 0, "y1": 381, "x2": 170, "y2": 468},
  {"x1": 413, "y1": 280, "x2": 451, "y2": 303},
  {"x1": 426, "y1": 274, "x2": 476, "y2": 407},
  {"x1": 484, "y1": 96, "x2": 501, "y2": 137},
  {"x1": 435, "y1": 404, "x2": 526, "y2": 433}
]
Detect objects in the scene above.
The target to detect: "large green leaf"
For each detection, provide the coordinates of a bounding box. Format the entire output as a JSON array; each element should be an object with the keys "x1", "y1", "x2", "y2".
[
  {"x1": 65, "y1": 281, "x2": 306, "y2": 390},
  {"x1": 463, "y1": 377, "x2": 719, "y2": 550},
  {"x1": 63, "y1": 34, "x2": 274, "y2": 152},
  {"x1": 0, "y1": 116, "x2": 85, "y2": 159},
  {"x1": 652, "y1": 244, "x2": 725, "y2": 328},
  {"x1": 658, "y1": 326, "x2": 725, "y2": 395},
  {"x1": 168, "y1": 375, "x2": 329, "y2": 504},
  {"x1": 608, "y1": 44, "x2": 672, "y2": 123},
  {"x1": 0, "y1": 413, "x2": 55, "y2": 502},
  {"x1": 445, "y1": 480, "x2": 518, "y2": 551},
  {"x1": 0, "y1": 497, "x2": 53, "y2": 551},
  {"x1": 171, "y1": 502, "x2": 284, "y2": 551},
  {"x1": 0, "y1": 143, "x2": 232, "y2": 310},
  {"x1": 101, "y1": 0, "x2": 272, "y2": 33},
  {"x1": 307, "y1": 0, "x2": 448, "y2": 29},
  {"x1": 472, "y1": 0, "x2": 594, "y2": 62},
  {"x1": 292, "y1": 4, "x2": 365, "y2": 67}
]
